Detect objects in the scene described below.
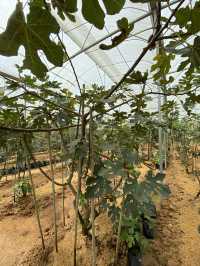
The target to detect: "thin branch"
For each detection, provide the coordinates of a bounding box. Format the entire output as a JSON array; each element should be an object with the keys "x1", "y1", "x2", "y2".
[
  {"x1": 22, "y1": 86, "x2": 80, "y2": 117},
  {"x1": 45, "y1": 110, "x2": 77, "y2": 195},
  {"x1": 102, "y1": 0, "x2": 185, "y2": 100},
  {"x1": 57, "y1": 35, "x2": 82, "y2": 93},
  {"x1": 157, "y1": 32, "x2": 191, "y2": 40},
  {"x1": 24, "y1": 137, "x2": 66, "y2": 187},
  {"x1": 114, "y1": 196, "x2": 124, "y2": 266},
  {"x1": 0, "y1": 92, "x2": 26, "y2": 104},
  {"x1": 146, "y1": 86, "x2": 200, "y2": 96},
  {"x1": 0, "y1": 124, "x2": 79, "y2": 133},
  {"x1": 0, "y1": 71, "x2": 80, "y2": 117}
]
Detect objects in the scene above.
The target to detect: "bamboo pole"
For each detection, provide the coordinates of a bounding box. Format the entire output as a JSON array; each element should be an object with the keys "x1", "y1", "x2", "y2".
[
  {"x1": 114, "y1": 198, "x2": 124, "y2": 266},
  {"x1": 61, "y1": 161, "x2": 66, "y2": 226},
  {"x1": 73, "y1": 98, "x2": 85, "y2": 266},
  {"x1": 89, "y1": 109, "x2": 97, "y2": 266},
  {"x1": 47, "y1": 132, "x2": 58, "y2": 252},
  {"x1": 28, "y1": 157, "x2": 45, "y2": 249},
  {"x1": 73, "y1": 155, "x2": 83, "y2": 266},
  {"x1": 24, "y1": 136, "x2": 45, "y2": 249}
]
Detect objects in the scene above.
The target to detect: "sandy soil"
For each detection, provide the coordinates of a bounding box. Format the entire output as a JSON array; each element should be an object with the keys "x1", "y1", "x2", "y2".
[
  {"x1": 143, "y1": 154, "x2": 200, "y2": 266},
  {"x1": 0, "y1": 154, "x2": 200, "y2": 266},
  {"x1": 0, "y1": 164, "x2": 69, "y2": 266}
]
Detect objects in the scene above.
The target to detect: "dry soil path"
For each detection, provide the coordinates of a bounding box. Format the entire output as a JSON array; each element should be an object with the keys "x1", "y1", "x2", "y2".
[{"x1": 144, "y1": 155, "x2": 200, "y2": 266}]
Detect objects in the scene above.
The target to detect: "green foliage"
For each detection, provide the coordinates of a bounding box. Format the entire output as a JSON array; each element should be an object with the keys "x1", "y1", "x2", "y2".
[
  {"x1": 125, "y1": 71, "x2": 148, "y2": 84},
  {"x1": 167, "y1": 36, "x2": 200, "y2": 73},
  {"x1": 0, "y1": 1, "x2": 64, "y2": 79},
  {"x1": 130, "y1": 94, "x2": 148, "y2": 113},
  {"x1": 124, "y1": 171, "x2": 170, "y2": 206},
  {"x1": 103, "y1": 0, "x2": 126, "y2": 15},
  {"x1": 118, "y1": 171, "x2": 169, "y2": 249},
  {"x1": 181, "y1": 93, "x2": 200, "y2": 115},
  {"x1": 85, "y1": 174, "x2": 112, "y2": 199},
  {"x1": 14, "y1": 177, "x2": 32, "y2": 199},
  {"x1": 120, "y1": 216, "x2": 148, "y2": 251},
  {"x1": 51, "y1": 0, "x2": 77, "y2": 21},
  {"x1": 53, "y1": 0, "x2": 126, "y2": 29},
  {"x1": 80, "y1": 84, "x2": 108, "y2": 114},
  {"x1": 151, "y1": 52, "x2": 175, "y2": 84},
  {"x1": 82, "y1": 0, "x2": 105, "y2": 30},
  {"x1": 166, "y1": 1, "x2": 200, "y2": 72},
  {"x1": 152, "y1": 152, "x2": 160, "y2": 164},
  {"x1": 83, "y1": 141, "x2": 170, "y2": 250},
  {"x1": 175, "y1": 1, "x2": 200, "y2": 34},
  {"x1": 100, "y1": 17, "x2": 133, "y2": 50},
  {"x1": 79, "y1": 192, "x2": 87, "y2": 206},
  {"x1": 100, "y1": 167, "x2": 170, "y2": 252}
]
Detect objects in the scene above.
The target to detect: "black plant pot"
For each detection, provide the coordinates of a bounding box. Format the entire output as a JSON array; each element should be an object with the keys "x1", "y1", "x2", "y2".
[
  {"x1": 43, "y1": 160, "x2": 49, "y2": 166},
  {"x1": 155, "y1": 161, "x2": 166, "y2": 170},
  {"x1": 146, "y1": 203, "x2": 157, "y2": 219},
  {"x1": 30, "y1": 162, "x2": 35, "y2": 169},
  {"x1": 127, "y1": 247, "x2": 142, "y2": 266},
  {"x1": 142, "y1": 218, "x2": 154, "y2": 239}
]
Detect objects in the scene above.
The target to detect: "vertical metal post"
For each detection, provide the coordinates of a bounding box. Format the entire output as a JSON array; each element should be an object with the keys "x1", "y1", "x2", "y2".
[
  {"x1": 158, "y1": 84, "x2": 163, "y2": 174},
  {"x1": 148, "y1": 1, "x2": 164, "y2": 173},
  {"x1": 163, "y1": 94, "x2": 168, "y2": 169}
]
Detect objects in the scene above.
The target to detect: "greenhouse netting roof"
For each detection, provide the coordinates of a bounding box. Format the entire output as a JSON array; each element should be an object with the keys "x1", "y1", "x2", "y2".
[
  {"x1": 0, "y1": 1, "x2": 157, "y2": 86},
  {"x1": 0, "y1": 0, "x2": 189, "y2": 114}
]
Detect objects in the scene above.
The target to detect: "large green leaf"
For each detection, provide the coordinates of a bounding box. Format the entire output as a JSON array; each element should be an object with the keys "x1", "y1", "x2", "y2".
[
  {"x1": 103, "y1": 0, "x2": 126, "y2": 15},
  {"x1": 175, "y1": 2, "x2": 200, "y2": 34},
  {"x1": 100, "y1": 17, "x2": 133, "y2": 50},
  {"x1": 82, "y1": 0, "x2": 105, "y2": 29},
  {"x1": 0, "y1": 2, "x2": 25, "y2": 57},
  {"x1": 167, "y1": 1, "x2": 200, "y2": 73},
  {"x1": 144, "y1": 171, "x2": 171, "y2": 198},
  {"x1": 52, "y1": 0, "x2": 126, "y2": 28},
  {"x1": 125, "y1": 71, "x2": 148, "y2": 84},
  {"x1": 190, "y1": 36, "x2": 200, "y2": 68},
  {"x1": 99, "y1": 159, "x2": 127, "y2": 177},
  {"x1": 0, "y1": 1, "x2": 64, "y2": 79},
  {"x1": 167, "y1": 36, "x2": 200, "y2": 71},
  {"x1": 51, "y1": 0, "x2": 77, "y2": 21},
  {"x1": 151, "y1": 52, "x2": 175, "y2": 82},
  {"x1": 53, "y1": 0, "x2": 77, "y2": 13},
  {"x1": 85, "y1": 174, "x2": 112, "y2": 199},
  {"x1": 175, "y1": 6, "x2": 191, "y2": 28}
]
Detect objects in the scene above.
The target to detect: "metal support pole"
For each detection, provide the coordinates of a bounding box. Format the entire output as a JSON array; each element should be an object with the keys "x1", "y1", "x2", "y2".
[
  {"x1": 163, "y1": 95, "x2": 168, "y2": 169},
  {"x1": 158, "y1": 86, "x2": 163, "y2": 174},
  {"x1": 149, "y1": 1, "x2": 165, "y2": 174}
]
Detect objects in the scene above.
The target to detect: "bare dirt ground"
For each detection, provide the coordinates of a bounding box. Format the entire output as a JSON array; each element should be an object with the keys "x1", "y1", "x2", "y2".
[
  {"x1": 0, "y1": 163, "x2": 70, "y2": 266},
  {"x1": 0, "y1": 154, "x2": 200, "y2": 266},
  {"x1": 143, "y1": 153, "x2": 200, "y2": 266}
]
